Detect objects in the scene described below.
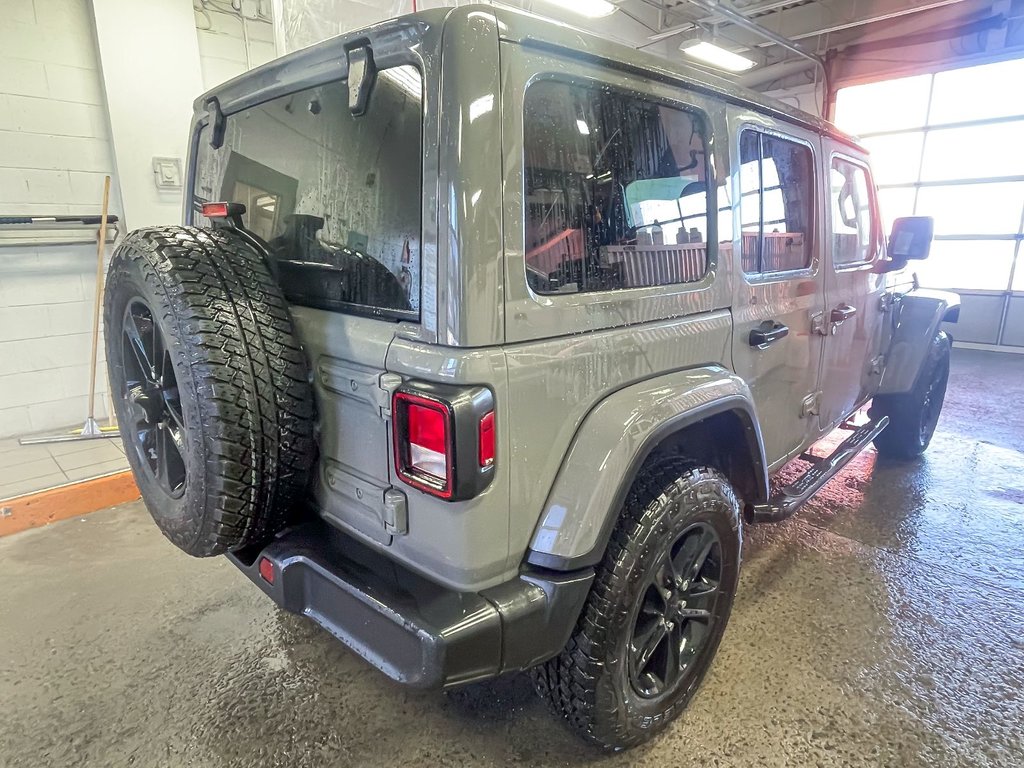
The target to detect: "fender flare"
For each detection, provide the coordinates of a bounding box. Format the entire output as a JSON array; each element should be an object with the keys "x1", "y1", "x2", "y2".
[
  {"x1": 526, "y1": 365, "x2": 769, "y2": 571},
  {"x1": 877, "y1": 288, "x2": 960, "y2": 396}
]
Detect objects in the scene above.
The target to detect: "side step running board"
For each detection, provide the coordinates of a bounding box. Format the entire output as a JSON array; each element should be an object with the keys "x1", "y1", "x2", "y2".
[{"x1": 749, "y1": 416, "x2": 889, "y2": 524}]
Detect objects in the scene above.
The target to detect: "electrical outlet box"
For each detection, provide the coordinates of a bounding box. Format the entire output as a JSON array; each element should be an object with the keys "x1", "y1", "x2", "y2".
[{"x1": 152, "y1": 157, "x2": 183, "y2": 189}]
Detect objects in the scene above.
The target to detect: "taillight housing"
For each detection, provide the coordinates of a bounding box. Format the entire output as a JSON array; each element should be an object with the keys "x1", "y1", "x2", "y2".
[
  {"x1": 201, "y1": 201, "x2": 246, "y2": 219},
  {"x1": 392, "y1": 382, "x2": 495, "y2": 501}
]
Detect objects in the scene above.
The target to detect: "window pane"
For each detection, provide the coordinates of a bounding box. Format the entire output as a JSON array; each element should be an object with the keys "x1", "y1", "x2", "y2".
[
  {"x1": 831, "y1": 158, "x2": 874, "y2": 266},
  {"x1": 919, "y1": 120, "x2": 1024, "y2": 182},
  {"x1": 1013, "y1": 250, "x2": 1024, "y2": 292},
  {"x1": 193, "y1": 66, "x2": 423, "y2": 319},
  {"x1": 523, "y1": 80, "x2": 710, "y2": 294},
  {"x1": 877, "y1": 187, "x2": 916, "y2": 230},
  {"x1": 718, "y1": 184, "x2": 734, "y2": 246},
  {"x1": 929, "y1": 58, "x2": 1024, "y2": 125},
  {"x1": 916, "y1": 182, "x2": 1024, "y2": 236},
  {"x1": 860, "y1": 132, "x2": 923, "y2": 185},
  {"x1": 739, "y1": 131, "x2": 760, "y2": 273},
  {"x1": 914, "y1": 240, "x2": 1016, "y2": 291},
  {"x1": 760, "y1": 135, "x2": 813, "y2": 273},
  {"x1": 834, "y1": 74, "x2": 932, "y2": 135}
]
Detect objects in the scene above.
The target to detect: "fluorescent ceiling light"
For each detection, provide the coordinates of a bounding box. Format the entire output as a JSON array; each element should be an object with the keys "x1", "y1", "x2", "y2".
[
  {"x1": 680, "y1": 40, "x2": 756, "y2": 72},
  {"x1": 537, "y1": 0, "x2": 617, "y2": 18}
]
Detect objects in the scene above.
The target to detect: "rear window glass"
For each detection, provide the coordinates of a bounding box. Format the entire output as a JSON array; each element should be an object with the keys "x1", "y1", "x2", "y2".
[
  {"x1": 523, "y1": 79, "x2": 712, "y2": 295},
  {"x1": 192, "y1": 66, "x2": 423, "y2": 321}
]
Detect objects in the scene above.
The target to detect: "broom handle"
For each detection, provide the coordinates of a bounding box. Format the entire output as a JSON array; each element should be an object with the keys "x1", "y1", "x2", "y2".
[{"x1": 87, "y1": 176, "x2": 111, "y2": 422}]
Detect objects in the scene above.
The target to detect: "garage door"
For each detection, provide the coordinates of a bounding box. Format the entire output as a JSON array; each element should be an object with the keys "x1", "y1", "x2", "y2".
[{"x1": 834, "y1": 57, "x2": 1024, "y2": 348}]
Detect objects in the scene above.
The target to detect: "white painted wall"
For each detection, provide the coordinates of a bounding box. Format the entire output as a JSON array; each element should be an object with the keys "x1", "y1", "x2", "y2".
[
  {"x1": 91, "y1": 0, "x2": 205, "y2": 230},
  {"x1": 0, "y1": 0, "x2": 278, "y2": 439},
  {"x1": 0, "y1": 0, "x2": 121, "y2": 438},
  {"x1": 196, "y1": 1, "x2": 278, "y2": 90}
]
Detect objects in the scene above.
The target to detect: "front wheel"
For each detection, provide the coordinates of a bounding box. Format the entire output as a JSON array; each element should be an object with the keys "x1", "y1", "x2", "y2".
[
  {"x1": 870, "y1": 330, "x2": 951, "y2": 460},
  {"x1": 533, "y1": 462, "x2": 741, "y2": 750}
]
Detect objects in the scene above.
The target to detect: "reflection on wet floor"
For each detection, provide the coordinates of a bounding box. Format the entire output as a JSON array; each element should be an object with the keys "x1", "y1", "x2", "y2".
[{"x1": 1, "y1": 349, "x2": 1022, "y2": 767}]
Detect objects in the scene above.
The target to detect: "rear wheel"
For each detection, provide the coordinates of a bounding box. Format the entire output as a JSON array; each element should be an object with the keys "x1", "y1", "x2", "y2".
[
  {"x1": 105, "y1": 226, "x2": 315, "y2": 556},
  {"x1": 871, "y1": 330, "x2": 950, "y2": 460},
  {"x1": 534, "y1": 462, "x2": 741, "y2": 750}
]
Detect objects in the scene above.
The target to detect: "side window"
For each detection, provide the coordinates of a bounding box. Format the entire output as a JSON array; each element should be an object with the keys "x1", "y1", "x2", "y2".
[
  {"x1": 830, "y1": 157, "x2": 875, "y2": 266},
  {"x1": 523, "y1": 80, "x2": 712, "y2": 295},
  {"x1": 739, "y1": 130, "x2": 814, "y2": 275}
]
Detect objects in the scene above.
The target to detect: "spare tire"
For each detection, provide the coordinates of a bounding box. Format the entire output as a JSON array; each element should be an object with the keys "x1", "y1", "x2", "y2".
[{"x1": 104, "y1": 226, "x2": 315, "y2": 556}]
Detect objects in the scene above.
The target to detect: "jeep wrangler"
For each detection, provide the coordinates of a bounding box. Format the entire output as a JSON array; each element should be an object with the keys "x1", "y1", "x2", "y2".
[{"x1": 104, "y1": 5, "x2": 958, "y2": 750}]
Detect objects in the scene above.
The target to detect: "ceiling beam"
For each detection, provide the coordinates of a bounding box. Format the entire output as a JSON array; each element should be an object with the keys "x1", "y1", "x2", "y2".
[
  {"x1": 692, "y1": 0, "x2": 980, "y2": 55},
  {"x1": 739, "y1": 0, "x2": 987, "y2": 90},
  {"x1": 747, "y1": 0, "x2": 974, "y2": 49}
]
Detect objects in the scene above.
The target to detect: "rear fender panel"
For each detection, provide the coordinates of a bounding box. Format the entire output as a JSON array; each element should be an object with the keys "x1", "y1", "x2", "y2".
[{"x1": 526, "y1": 366, "x2": 768, "y2": 571}]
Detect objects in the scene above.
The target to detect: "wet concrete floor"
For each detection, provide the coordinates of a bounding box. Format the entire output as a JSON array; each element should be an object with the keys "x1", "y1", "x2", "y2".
[{"x1": 1, "y1": 349, "x2": 1022, "y2": 767}]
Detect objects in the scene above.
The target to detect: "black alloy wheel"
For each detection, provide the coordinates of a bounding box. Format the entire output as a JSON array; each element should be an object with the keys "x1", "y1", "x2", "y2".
[
  {"x1": 534, "y1": 463, "x2": 741, "y2": 750},
  {"x1": 121, "y1": 299, "x2": 187, "y2": 499},
  {"x1": 627, "y1": 522, "x2": 723, "y2": 700},
  {"x1": 918, "y1": 363, "x2": 945, "y2": 445},
  {"x1": 871, "y1": 330, "x2": 950, "y2": 460}
]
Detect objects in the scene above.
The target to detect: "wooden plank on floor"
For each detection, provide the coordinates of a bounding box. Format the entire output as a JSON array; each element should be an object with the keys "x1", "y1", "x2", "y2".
[{"x1": 0, "y1": 472, "x2": 140, "y2": 537}]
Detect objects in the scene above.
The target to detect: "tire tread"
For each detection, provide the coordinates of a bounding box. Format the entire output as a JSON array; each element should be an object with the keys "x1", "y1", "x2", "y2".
[
  {"x1": 104, "y1": 226, "x2": 314, "y2": 556},
  {"x1": 534, "y1": 460, "x2": 740, "y2": 750}
]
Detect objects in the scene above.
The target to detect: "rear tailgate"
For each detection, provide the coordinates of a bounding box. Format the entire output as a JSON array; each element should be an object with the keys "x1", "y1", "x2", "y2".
[
  {"x1": 188, "y1": 51, "x2": 428, "y2": 546},
  {"x1": 292, "y1": 309, "x2": 398, "y2": 545}
]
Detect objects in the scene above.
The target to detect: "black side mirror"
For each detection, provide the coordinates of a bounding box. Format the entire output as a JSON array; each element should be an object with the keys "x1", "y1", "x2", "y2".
[{"x1": 888, "y1": 216, "x2": 934, "y2": 261}]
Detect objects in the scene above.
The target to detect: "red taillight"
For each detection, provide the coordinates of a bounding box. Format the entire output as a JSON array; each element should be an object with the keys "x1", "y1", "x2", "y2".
[
  {"x1": 394, "y1": 392, "x2": 453, "y2": 498},
  {"x1": 258, "y1": 557, "x2": 275, "y2": 584},
  {"x1": 202, "y1": 202, "x2": 229, "y2": 218},
  {"x1": 479, "y1": 411, "x2": 495, "y2": 467},
  {"x1": 201, "y1": 201, "x2": 246, "y2": 219},
  {"x1": 392, "y1": 384, "x2": 495, "y2": 502},
  {"x1": 407, "y1": 401, "x2": 449, "y2": 479}
]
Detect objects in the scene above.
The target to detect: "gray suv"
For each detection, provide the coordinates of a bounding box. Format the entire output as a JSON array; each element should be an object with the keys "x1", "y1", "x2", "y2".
[{"x1": 104, "y1": 5, "x2": 958, "y2": 750}]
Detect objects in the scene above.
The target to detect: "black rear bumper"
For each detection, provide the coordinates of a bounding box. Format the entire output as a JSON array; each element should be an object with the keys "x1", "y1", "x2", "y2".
[{"x1": 228, "y1": 520, "x2": 593, "y2": 688}]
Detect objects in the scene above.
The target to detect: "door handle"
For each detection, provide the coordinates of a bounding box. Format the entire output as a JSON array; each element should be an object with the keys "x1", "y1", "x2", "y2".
[
  {"x1": 749, "y1": 321, "x2": 789, "y2": 347},
  {"x1": 830, "y1": 304, "x2": 857, "y2": 323}
]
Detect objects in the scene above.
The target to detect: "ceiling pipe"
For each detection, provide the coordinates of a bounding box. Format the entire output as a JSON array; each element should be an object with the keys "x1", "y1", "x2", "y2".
[
  {"x1": 735, "y1": 0, "x2": 976, "y2": 88},
  {"x1": 637, "y1": 0, "x2": 805, "y2": 48},
  {"x1": 642, "y1": 0, "x2": 972, "y2": 55},
  {"x1": 684, "y1": 0, "x2": 826, "y2": 74},
  {"x1": 746, "y1": 0, "x2": 973, "y2": 49},
  {"x1": 682, "y1": 0, "x2": 828, "y2": 117},
  {"x1": 737, "y1": 57, "x2": 815, "y2": 88}
]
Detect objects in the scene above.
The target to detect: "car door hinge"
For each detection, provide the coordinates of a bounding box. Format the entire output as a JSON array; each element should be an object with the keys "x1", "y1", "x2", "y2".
[
  {"x1": 378, "y1": 373, "x2": 403, "y2": 418},
  {"x1": 801, "y1": 391, "x2": 821, "y2": 418},
  {"x1": 879, "y1": 293, "x2": 899, "y2": 313},
  {"x1": 869, "y1": 354, "x2": 885, "y2": 375},
  {"x1": 811, "y1": 310, "x2": 829, "y2": 336}
]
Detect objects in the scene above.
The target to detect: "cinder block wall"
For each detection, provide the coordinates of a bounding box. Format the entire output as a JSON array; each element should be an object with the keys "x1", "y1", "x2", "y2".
[
  {"x1": 0, "y1": 0, "x2": 121, "y2": 438},
  {"x1": 0, "y1": 0, "x2": 277, "y2": 439},
  {"x1": 195, "y1": 3, "x2": 277, "y2": 89}
]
